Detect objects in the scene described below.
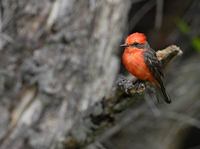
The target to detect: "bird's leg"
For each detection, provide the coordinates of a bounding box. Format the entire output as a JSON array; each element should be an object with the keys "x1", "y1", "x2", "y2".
[
  {"x1": 116, "y1": 76, "x2": 146, "y2": 94},
  {"x1": 132, "y1": 79, "x2": 145, "y2": 92},
  {"x1": 116, "y1": 75, "x2": 135, "y2": 94}
]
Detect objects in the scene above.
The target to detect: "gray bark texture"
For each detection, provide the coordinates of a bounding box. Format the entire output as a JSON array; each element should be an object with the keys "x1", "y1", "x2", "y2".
[{"x1": 0, "y1": 0, "x2": 130, "y2": 149}]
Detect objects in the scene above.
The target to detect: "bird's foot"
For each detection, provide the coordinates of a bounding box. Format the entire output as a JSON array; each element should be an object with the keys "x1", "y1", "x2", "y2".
[
  {"x1": 132, "y1": 80, "x2": 145, "y2": 93},
  {"x1": 116, "y1": 76, "x2": 146, "y2": 94},
  {"x1": 116, "y1": 76, "x2": 134, "y2": 94}
]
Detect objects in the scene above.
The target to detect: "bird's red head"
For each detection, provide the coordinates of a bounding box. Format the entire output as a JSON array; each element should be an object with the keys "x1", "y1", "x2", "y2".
[
  {"x1": 124, "y1": 32, "x2": 147, "y2": 46},
  {"x1": 126, "y1": 32, "x2": 147, "y2": 45}
]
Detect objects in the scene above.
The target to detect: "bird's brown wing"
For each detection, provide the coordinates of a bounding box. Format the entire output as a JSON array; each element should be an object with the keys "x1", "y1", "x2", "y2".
[
  {"x1": 143, "y1": 48, "x2": 163, "y2": 81},
  {"x1": 144, "y1": 48, "x2": 171, "y2": 103}
]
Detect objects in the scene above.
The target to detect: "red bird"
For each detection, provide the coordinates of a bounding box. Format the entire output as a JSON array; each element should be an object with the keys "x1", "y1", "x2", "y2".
[{"x1": 121, "y1": 32, "x2": 171, "y2": 104}]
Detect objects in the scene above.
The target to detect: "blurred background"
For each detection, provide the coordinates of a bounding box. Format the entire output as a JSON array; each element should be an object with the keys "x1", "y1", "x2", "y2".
[{"x1": 0, "y1": 0, "x2": 199, "y2": 149}]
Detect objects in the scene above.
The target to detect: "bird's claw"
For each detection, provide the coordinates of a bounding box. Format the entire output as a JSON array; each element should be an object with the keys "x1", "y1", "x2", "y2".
[
  {"x1": 116, "y1": 76, "x2": 145, "y2": 94},
  {"x1": 116, "y1": 76, "x2": 134, "y2": 94},
  {"x1": 133, "y1": 80, "x2": 145, "y2": 93},
  {"x1": 124, "y1": 82, "x2": 134, "y2": 94}
]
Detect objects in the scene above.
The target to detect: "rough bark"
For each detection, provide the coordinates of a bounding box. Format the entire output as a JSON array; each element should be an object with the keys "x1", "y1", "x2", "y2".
[{"x1": 0, "y1": 0, "x2": 131, "y2": 149}]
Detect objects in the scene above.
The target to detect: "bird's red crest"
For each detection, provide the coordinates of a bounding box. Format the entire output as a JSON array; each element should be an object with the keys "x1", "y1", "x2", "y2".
[{"x1": 125, "y1": 32, "x2": 147, "y2": 45}]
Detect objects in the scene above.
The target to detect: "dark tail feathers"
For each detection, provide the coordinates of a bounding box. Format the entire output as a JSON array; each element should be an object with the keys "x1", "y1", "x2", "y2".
[{"x1": 160, "y1": 83, "x2": 171, "y2": 104}]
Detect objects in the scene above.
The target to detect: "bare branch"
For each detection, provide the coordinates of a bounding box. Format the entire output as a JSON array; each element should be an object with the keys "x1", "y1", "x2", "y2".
[{"x1": 62, "y1": 45, "x2": 183, "y2": 149}]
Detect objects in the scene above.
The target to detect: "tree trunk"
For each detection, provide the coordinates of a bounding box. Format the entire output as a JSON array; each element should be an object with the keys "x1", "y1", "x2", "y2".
[{"x1": 0, "y1": 0, "x2": 131, "y2": 149}]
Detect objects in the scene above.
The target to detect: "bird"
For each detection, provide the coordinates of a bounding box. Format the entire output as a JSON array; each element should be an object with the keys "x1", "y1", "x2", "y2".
[{"x1": 121, "y1": 32, "x2": 171, "y2": 104}]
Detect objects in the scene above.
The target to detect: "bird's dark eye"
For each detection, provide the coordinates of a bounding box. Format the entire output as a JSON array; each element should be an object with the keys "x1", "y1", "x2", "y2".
[
  {"x1": 130, "y1": 42, "x2": 145, "y2": 49},
  {"x1": 134, "y1": 42, "x2": 139, "y2": 46},
  {"x1": 130, "y1": 42, "x2": 139, "y2": 47}
]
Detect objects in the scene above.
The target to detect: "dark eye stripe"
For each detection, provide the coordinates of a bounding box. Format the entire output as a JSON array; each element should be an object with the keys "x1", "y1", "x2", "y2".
[{"x1": 130, "y1": 43, "x2": 145, "y2": 48}]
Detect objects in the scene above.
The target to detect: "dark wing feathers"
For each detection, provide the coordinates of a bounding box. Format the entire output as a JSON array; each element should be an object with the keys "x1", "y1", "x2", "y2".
[
  {"x1": 144, "y1": 48, "x2": 164, "y2": 82},
  {"x1": 144, "y1": 48, "x2": 171, "y2": 104}
]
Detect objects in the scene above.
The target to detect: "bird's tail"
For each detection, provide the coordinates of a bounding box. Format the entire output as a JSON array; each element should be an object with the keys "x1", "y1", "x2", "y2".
[{"x1": 159, "y1": 82, "x2": 171, "y2": 104}]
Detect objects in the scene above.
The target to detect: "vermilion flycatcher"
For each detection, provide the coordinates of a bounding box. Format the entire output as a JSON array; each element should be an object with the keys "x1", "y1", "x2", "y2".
[{"x1": 121, "y1": 32, "x2": 171, "y2": 104}]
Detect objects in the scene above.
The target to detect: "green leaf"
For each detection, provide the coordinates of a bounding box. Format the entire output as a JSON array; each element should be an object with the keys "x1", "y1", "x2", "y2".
[
  {"x1": 192, "y1": 37, "x2": 200, "y2": 52},
  {"x1": 176, "y1": 19, "x2": 190, "y2": 34}
]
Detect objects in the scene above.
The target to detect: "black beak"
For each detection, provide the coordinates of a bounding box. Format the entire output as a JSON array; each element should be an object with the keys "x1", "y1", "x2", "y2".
[{"x1": 120, "y1": 43, "x2": 128, "y2": 47}]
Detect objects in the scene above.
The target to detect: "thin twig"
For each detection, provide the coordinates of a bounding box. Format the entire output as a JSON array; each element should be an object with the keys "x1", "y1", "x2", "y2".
[
  {"x1": 155, "y1": 0, "x2": 163, "y2": 29},
  {"x1": 163, "y1": 111, "x2": 200, "y2": 129},
  {"x1": 128, "y1": 0, "x2": 155, "y2": 31}
]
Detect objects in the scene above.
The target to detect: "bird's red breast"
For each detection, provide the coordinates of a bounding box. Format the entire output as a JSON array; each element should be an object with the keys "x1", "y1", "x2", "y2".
[{"x1": 122, "y1": 47, "x2": 155, "y2": 82}]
